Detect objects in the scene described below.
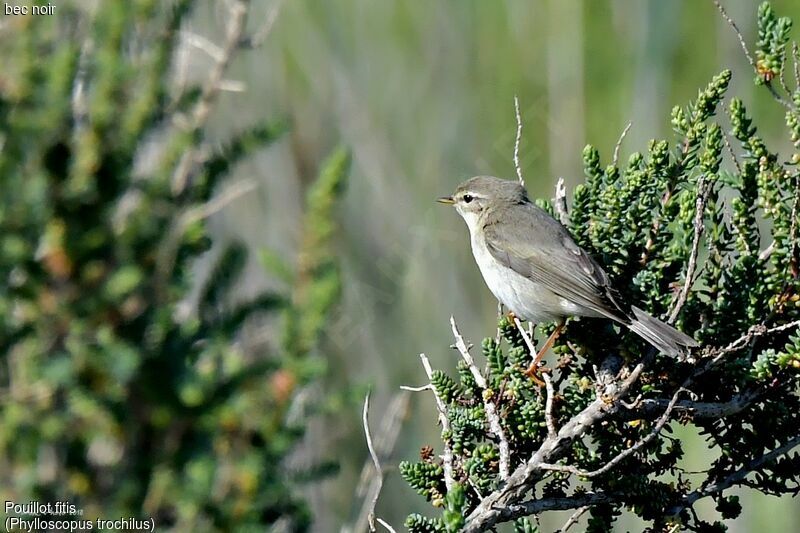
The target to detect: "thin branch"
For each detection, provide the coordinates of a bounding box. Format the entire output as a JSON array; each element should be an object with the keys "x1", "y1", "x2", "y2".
[
  {"x1": 185, "y1": 179, "x2": 256, "y2": 224},
  {"x1": 419, "y1": 353, "x2": 455, "y2": 492},
  {"x1": 352, "y1": 392, "x2": 409, "y2": 533},
  {"x1": 708, "y1": 319, "x2": 800, "y2": 359},
  {"x1": 172, "y1": 0, "x2": 250, "y2": 195},
  {"x1": 789, "y1": 174, "x2": 800, "y2": 274},
  {"x1": 477, "y1": 435, "x2": 800, "y2": 527},
  {"x1": 513, "y1": 317, "x2": 538, "y2": 359},
  {"x1": 362, "y1": 392, "x2": 382, "y2": 532},
  {"x1": 542, "y1": 373, "x2": 557, "y2": 440},
  {"x1": 668, "y1": 176, "x2": 709, "y2": 324},
  {"x1": 484, "y1": 492, "x2": 613, "y2": 525},
  {"x1": 451, "y1": 316, "x2": 511, "y2": 480},
  {"x1": 375, "y1": 518, "x2": 397, "y2": 533},
  {"x1": 612, "y1": 121, "x2": 632, "y2": 168},
  {"x1": 539, "y1": 387, "x2": 686, "y2": 478},
  {"x1": 181, "y1": 30, "x2": 226, "y2": 61},
  {"x1": 513, "y1": 95, "x2": 524, "y2": 187},
  {"x1": 399, "y1": 384, "x2": 432, "y2": 392},
  {"x1": 669, "y1": 434, "x2": 800, "y2": 515},
  {"x1": 712, "y1": 0, "x2": 753, "y2": 68},
  {"x1": 554, "y1": 177, "x2": 569, "y2": 226},
  {"x1": 793, "y1": 42, "x2": 800, "y2": 88},
  {"x1": 629, "y1": 389, "x2": 761, "y2": 419},
  {"x1": 758, "y1": 240, "x2": 776, "y2": 261},
  {"x1": 557, "y1": 506, "x2": 589, "y2": 533},
  {"x1": 721, "y1": 107, "x2": 743, "y2": 176},
  {"x1": 242, "y1": 0, "x2": 286, "y2": 48},
  {"x1": 463, "y1": 354, "x2": 650, "y2": 532},
  {"x1": 712, "y1": 0, "x2": 795, "y2": 111}
]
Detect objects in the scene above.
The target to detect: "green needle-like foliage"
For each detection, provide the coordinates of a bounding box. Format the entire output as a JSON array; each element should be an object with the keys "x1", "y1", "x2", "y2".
[
  {"x1": 401, "y1": 3, "x2": 800, "y2": 531},
  {"x1": 0, "y1": 3, "x2": 348, "y2": 531}
]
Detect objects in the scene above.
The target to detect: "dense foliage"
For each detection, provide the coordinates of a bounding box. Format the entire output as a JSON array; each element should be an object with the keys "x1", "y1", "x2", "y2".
[
  {"x1": 0, "y1": 2, "x2": 347, "y2": 531},
  {"x1": 401, "y1": 3, "x2": 800, "y2": 532}
]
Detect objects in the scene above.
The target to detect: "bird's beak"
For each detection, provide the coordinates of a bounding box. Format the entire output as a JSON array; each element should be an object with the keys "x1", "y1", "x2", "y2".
[{"x1": 437, "y1": 196, "x2": 455, "y2": 205}]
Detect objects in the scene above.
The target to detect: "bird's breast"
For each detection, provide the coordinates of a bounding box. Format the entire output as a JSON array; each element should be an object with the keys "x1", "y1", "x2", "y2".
[{"x1": 469, "y1": 232, "x2": 567, "y2": 323}]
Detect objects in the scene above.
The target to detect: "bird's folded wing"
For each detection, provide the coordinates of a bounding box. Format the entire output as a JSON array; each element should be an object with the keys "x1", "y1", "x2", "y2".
[{"x1": 482, "y1": 205, "x2": 626, "y2": 322}]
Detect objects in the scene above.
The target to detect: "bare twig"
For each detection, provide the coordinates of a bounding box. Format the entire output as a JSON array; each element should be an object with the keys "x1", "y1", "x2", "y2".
[
  {"x1": 479, "y1": 492, "x2": 613, "y2": 526},
  {"x1": 463, "y1": 354, "x2": 649, "y2": 532},
  {"x1": 475, "y1": 434, "x2": 800, "y2": 526},
  {"x1": 362, "y1": 392, "x2": 382, "y2": 532},
  {"x1": 420, "y1": 353, "x2": 455, "y2": 491},
  {"x1": 612, "y1": 121, "x2": 632, "y2": 168},
  {"x1": 495, "y1": 301, "x2": 504, "y2": 345},
  {"x1": 513, "y1": 95, "x2": 524, "y2": 187},
  {"x1": 71, "y1": 38, "x2": 94, "y2": 132},
  {"x1": 721, "y1": 108, "x2": 743, "y2": 176},
  {"x1": 399, "y1": 384, "x2": 431, "y2": 392},
  {"x1": 181, "y1": 30, "x2": 226, "y2": 61},
  {"x1": 668, "y1": 434, "x2": 800, "y2": 515},
  {"x1": 668, "y1": 176, "x2": 709, "y2": 324},
  {"x1": 793, "y1": 42, "x2": 800, "y2": 88},
  {"x1": 451, "y1": 316, "x2": 510, "y2": 480},
  {"x1": 708, "y1": 319, "x2": 800, "y2": 359},
  {"x1": 513, "y1": 317, "x2": 538, "y2": 359},
  {"x1": 375, "y1": 518, "x2": 397, "y2": 533},
  {"x1": 759, "y1": 240, "x2": 776, "y2": 261},
  {"x1": 789, "y1": 174, "x2": 800, "y2": 272},
  {"x1": 712, "y1": 0, "x2": 795, "y2": 111},
  {"x1": 155, "y1": 179, "x2": 256, "y2": 300},
  {"x1": 172, "y1": 0, "x2": 250, "y2": 195},
  {"x1": 557, "y1": 506, "x2": 589, "y2": 533},
  {"x1": 542, "y1": 373, "x2": 557, "y2": 439},
  {"x1": 554, "y1": 177, "x2": 569, "y2": 226},
  {"x1": 185, "y1": 179, "x2": 256, "y2": 223},
  {"x1": 539, "y1": 387, "x2": 686, "y2": 478},
  {"x1": 630, "y1": 389, "x2": 761, "y2": 419},
  {"x1": 712, "y1": 0, "x2": 753, "y2": 67},
  {"x1": 242, "y1": 0, "x2": 286, "y2": 48},
  {"x1": 351, "y1": 392, "x2": 409, "y2": 533}
]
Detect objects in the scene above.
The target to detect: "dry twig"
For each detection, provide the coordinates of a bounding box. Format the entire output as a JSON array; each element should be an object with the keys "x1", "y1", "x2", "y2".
[
  {"x1": 513, "y1": 95, "x2": 524, "y2": 187},
  {"x1": 362, "y1": 392, "x2": 383, "y2": 532},
  {"x1": 712, "y1": 0, "x2": 795, "y2": 111},
  {"x1": 668, "y1": 176, "x2": 709, "y2": 324},
  {"x1": 420, "y1": 353, "x2": 455, "y2": 491},
  {"x1": 539, "y1": 387, "x2": 686, "y2": 479},
  {"x1": 451, "y1": 316, "x2": 511, "y2": 480},
  {"x1": 557, "y1": 506, "x2": 589, "y2": 533},
  {"x1": 612, "y1": 121, "x2": 632, "y2": 168},
  {"x1": 542, "y1": 373, "x2": 558, "y2": 439},
  {"x1": 172, "y1": 0, "x2": 251, "y2": 195},
  {"x1": 554, "y1": 177, "x2": 569, "y2": 226}
]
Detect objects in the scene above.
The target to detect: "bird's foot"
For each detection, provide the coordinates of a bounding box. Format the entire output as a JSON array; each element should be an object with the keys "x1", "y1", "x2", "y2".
[{"x1": 523, "y1": 362, "x2": 546, "y2": 387}]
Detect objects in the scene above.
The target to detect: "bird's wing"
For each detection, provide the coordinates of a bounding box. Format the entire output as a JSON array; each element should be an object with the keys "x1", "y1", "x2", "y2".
[{"x1": 482, "y1": 202, "x2": 628, "y2": 322}]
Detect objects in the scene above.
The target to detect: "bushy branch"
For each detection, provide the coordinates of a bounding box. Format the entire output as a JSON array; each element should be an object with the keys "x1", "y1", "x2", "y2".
[{"x1": 400, "y1": 3, "x2": 800, "y2": 531}]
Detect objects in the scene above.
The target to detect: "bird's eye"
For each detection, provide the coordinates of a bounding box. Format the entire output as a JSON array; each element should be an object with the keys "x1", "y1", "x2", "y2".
[{"x1": 463, "y1": 194, "x2": 474, "y2": 203}]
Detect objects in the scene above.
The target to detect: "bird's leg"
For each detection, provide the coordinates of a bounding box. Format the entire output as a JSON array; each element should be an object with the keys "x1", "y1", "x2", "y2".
[{"x1": 523, "y1": 322, "x2": 565, "y2": 379}]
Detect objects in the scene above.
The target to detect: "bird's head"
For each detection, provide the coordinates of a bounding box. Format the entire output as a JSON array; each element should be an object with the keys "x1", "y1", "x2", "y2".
[{"x1": 437, "y1": 176, "x2": 527, "y2": 228}]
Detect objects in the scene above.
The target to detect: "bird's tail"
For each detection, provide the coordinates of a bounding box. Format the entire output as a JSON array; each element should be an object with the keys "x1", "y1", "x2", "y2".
[{"x1": 627, "y1": 306, "x2": 698, "y2": 358}]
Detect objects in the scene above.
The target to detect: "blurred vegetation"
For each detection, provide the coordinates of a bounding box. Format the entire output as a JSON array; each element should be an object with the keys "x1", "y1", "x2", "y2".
[
  {"x1": 400, "y1": 3, "x2": 800, "y2": 531},
  {"x1": 0, "y1": 1, "x2": 347, "y2": 531}
]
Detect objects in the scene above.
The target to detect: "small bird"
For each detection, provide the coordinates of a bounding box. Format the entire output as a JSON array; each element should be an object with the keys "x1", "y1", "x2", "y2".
[{"x1": 438, "y1": 176, "x2": 697, "y2": 375}]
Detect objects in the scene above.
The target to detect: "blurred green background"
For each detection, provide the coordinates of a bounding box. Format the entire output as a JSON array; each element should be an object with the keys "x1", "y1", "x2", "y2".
[{"x1": 3, "y1": 0, "x2": 800, "y2": 531}]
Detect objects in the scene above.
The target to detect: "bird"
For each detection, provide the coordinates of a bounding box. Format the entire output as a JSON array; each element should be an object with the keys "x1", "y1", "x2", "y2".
[{"x1": 438, "y1": 175, "x2": 697, "y2": 377}]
